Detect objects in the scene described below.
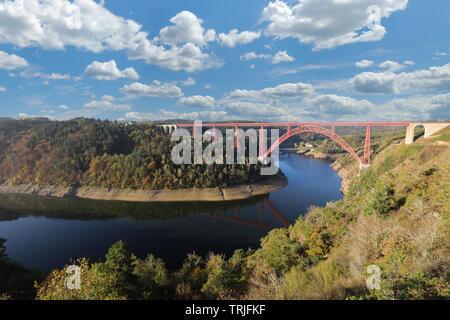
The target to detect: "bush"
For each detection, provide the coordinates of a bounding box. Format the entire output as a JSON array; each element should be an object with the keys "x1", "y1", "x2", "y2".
[{"x1": 364, "y1": 183, "x2": 398, "y2": 217}]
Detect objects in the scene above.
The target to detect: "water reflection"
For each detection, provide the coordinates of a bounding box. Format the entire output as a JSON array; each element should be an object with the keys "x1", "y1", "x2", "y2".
[{"x1": 201, "y1": 199, "x2": 291, "y2": 230}]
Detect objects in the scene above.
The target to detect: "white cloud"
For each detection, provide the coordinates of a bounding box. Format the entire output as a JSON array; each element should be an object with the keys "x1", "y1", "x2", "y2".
[
  {"x1": 384, "y1": 94, "x2": 450, "y2": 119},
  {"x1": 128, "y1": 40, "x2": 223, "y2": 72},
  {"x1": 181, "y1": 77, "x2": 196, "y2": 86},
  {"x1": 240, "y1": 52, "x2": 271, "y2": 61},
  {"x1": 225, "y1": 101, "x2": 290, "y2": 119},
  {"x1": 379, "y1": 60, "x2": 405, "y2": 72},
  {"x1": 355, "y1": 59, "x2": 374, "y2": 69},
  {"x1": 0, "y1": 86, "x2": 6, "y2": 92},
  {"x1": 0, "y1": 1, "x2": 220, "y2": 72},
  {"x1": 403, "y1": 60, "x2": 415, "y2": 66},
  {"x1": 302, "y1": 94, "x2": 373, "y2": 120},
  {"x1": 0, "y1": 50, "x2": 28, "y2": 70},
  {"x1": 218, "y1": 29, "x2": 261, "y2": 47},
  {"x1": 0, "y1": 0, "x2": 144, "y2": 52},
  {"x1": 272, "y1": 50, "x2": 295, "y2": 64},
  {"x1": 262, "y1": 0, "x2": 408, "y2": 50},
  {"x1": 240, "y1": 50, "x2": 295, "y2": 64},
  {"x1": 179, "y1": 95, "x2": 215, "y2": 108},
  {"x1": 84, "y1": 60, "x2": 139, "y2": 81},
  {"x1": 228, "y1": 82, "x2": 314, "y2": 100},
  {"x1": 120, "y1": 81, "x2": 183, "y2": 98},
  {"x1": 124, "y1": 110, "x2": 227, "y2": 122},
  {"x1": 57, "y1": 104, "x2": 69, "y2": 110},
  {"x1": 83, "y1": 96, "x2": 131, "y2": 111},
  {"x1": 159, "y1": 11, "x2": 216, "y2": 47},
  {"x1": 17, "y1": 71, "x2": 70, "y2": 80},
  {"x1": 101, "y1": 95, "x2": 116, "y2": 102},
  {"x1": 350, "y1": 63, "x2": 450, "y2": 94}
]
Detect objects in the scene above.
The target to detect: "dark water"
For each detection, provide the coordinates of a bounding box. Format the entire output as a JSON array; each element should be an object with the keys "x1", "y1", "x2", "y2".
[{"x1": 0, "y1": 153, "x2": 342, "y2": 273}]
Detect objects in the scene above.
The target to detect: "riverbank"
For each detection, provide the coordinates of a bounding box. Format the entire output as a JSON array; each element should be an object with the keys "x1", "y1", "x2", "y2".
[
  {"x1": 0, "y1": 171, "x2": 288, "y2": 202},
  {"x1": 297, "y1": 149, "x2": 342, "y2": 161}
]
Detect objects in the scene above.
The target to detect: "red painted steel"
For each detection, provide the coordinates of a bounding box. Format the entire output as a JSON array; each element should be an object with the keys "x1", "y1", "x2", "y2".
[
  {"x1": 363, "y1": 126, "x2": 371, "y2": 165},
  {"x1": 263, "y1": 125, "x2": 363, "y2": 164},
  {"x1": 174, "y1": 122, "x2": 410, "y2": 128},
  {"x1": 169, "y1": 122, "x2": 411, "y2": 166}
]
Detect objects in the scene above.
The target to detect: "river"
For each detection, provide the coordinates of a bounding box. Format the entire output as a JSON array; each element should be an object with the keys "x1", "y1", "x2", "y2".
[{"x1": 0, "y1": 153, "x2": 343, "y2": 273}]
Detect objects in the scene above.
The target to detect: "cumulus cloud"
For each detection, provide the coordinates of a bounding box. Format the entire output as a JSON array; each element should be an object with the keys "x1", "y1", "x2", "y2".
[
  {"x1": 83, "y1": 95, "x2": 132, "y2": 111},
  {"x1": 181, "y1": 77, "x2": 196, "y2": 86},
  {"x1": 355, "y1": 59, "x2": 374, "y2": 69},
  {"x1": 261, "y1": 0, "x2": 408, "y2": 50},
  {"x1": 101, "y1": 95, "x2": 116, "y2": 102},
  {"x1": 0, "y1": 1, "x2": 220, "y2": 72},
  {"x1": 225, "y1": 101, "x2": 290, "y2": 119},
  {"x1": 218, "y1": 29, "x2": 261, "y2": 47},
  {"x1": 240, "y1": 50, "x2": 295, "y2": 64},
  {"x1": 302, "y1": 94, "x2": 373, "y2": 120},
  {"x1": 125, "y1": 110, "x2": 227, "y2": 122},
  {"x1": 350, "y1": 63, "x2": 450, "y2": 94},
  {"x1": 120, "y1": 81, "x2": 183, "y2": 98},
  {"x1": 0, "y1": 50, "x2": 29, "y2": 70},
  {"x1": 374, "y1": 94, "x2": 450, "y2": 121},
  {"x1": 16, "y1": 71, "x2": 70, "y2": 80},
  {"x1": 240, "y1": 52, "x2": 271, "y2": 61},
  {"x1": 228, "y1": 82, "x2": 314, "y2": 100},
  {"x1": 84, "y1": 60, "x2": 139, "y2": 81},
  {"x1": 57, "y1": 104, "x2": 69, "y2": 110},
  {"x1": 272, "y1": 50, "x2": 295, "y2": 64},
  {"x1": 179, "y1": 95, "x2": 215, "y2": 108},
  {"x1": 379, "y1": 60, "x2": 405, "y2": 72},
  {"x1": 128, "y1": 40, "x2": 222, "y2": 72},
  {"x1": 0, "y1": 86, "x2": 6, "y2": 92},
  {"x1": 160, "y1": 11, "x2": 216, "y2": 47}
]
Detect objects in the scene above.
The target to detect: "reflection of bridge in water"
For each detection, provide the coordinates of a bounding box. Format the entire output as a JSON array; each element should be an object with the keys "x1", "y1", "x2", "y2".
[{"x1": 201, "y1": 199, "x2": 291, "y2": 230}]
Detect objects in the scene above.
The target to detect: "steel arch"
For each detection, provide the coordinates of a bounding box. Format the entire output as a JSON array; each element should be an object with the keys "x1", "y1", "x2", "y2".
[{"x1": 262, "y1": 126, "x2": 363, "y2": 165}]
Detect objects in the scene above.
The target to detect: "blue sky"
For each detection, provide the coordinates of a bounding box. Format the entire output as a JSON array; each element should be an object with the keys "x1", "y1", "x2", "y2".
[{"x1": 0, "y1": 0, "x2": 449, "y2": 122}]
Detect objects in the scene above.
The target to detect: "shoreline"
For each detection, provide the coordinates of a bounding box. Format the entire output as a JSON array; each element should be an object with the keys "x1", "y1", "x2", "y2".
[{"x1": 0, "y1": 171, "x2": 288, "y2": 203}]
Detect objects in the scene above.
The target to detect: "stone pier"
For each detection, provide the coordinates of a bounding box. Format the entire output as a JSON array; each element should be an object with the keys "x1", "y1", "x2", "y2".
[{"x1": 405, "y1": 123, "x2": 449, "y2": 144}]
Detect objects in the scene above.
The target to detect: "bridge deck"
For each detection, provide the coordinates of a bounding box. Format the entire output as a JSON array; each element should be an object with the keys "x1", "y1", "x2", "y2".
[{"x1": 173, "y1": 122, "x2": 411, "y2": 127}]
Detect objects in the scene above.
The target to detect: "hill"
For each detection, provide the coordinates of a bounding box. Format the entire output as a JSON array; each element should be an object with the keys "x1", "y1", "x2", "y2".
[{"x1": 0, "y1": 118, "x2": 263, "y2": 191}]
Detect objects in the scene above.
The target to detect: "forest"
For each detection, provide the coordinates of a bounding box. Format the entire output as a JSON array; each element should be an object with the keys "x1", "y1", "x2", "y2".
[{"x1": 0, "y1": 118, "x2": 263, "y2": 190}]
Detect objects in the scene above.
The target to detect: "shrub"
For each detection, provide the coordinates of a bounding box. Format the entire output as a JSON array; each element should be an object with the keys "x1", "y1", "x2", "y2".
[{"x1": 364, "y1": 183, "x2": 398, "y2": 217}]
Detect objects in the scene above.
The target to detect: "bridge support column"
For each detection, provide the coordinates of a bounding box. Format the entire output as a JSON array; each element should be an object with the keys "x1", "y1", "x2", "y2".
[
  {"x1": 259, "y1": 124, "x2": 265, "y2": 158},
  {"x1": 363, "y1": 126, "x2": 371, "y2": 166},
  {"x1": 405, "y1": 124, "x2": 415, "y2": 145}
]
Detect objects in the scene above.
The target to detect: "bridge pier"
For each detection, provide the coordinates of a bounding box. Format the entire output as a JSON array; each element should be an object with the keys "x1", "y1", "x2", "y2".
[{"x1": 405, "y1": 123, "x2": 449, "y2": 144}]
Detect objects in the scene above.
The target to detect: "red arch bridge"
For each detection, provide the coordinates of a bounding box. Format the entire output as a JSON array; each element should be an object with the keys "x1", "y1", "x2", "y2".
[{"x1": 162, "y1": 122, "x2": 416, "y2": 167}]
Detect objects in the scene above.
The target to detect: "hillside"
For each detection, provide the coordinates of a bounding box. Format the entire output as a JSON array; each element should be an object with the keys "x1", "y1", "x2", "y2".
[
  {"x1": 32, "y1": 126, "x2": 449, "y2": 300},
  {"x1": 0, "y1": 118, "x2": 263, "y2": 191}
]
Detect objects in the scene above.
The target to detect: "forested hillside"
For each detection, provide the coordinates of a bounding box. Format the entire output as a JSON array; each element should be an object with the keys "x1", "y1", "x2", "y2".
[
  {"x1": 0, "y1": 118, "x2": 262, "y2": 190},
  {"x1": 33, "y1": 126, "x2": 449, "y2": 300}
]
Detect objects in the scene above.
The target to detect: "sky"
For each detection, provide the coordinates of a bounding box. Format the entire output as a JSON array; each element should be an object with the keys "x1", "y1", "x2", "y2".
[{"x1": 0, "y1": 0, "x2": 449, "y2": 122}]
